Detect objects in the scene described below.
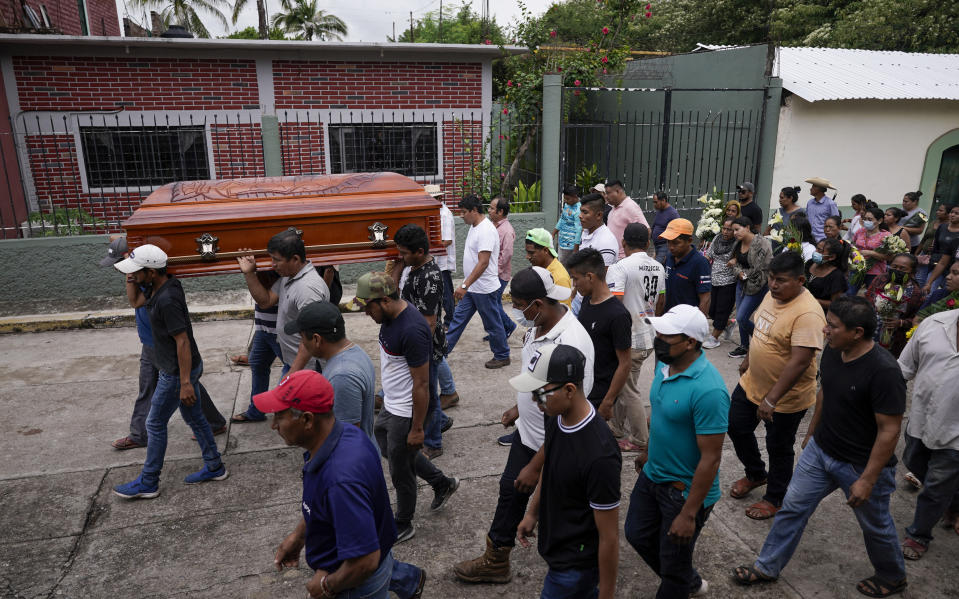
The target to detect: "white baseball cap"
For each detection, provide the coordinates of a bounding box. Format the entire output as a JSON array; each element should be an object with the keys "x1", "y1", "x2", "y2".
[
  {"x1": 592, "y1": 183, "x2": 606, "y2": 193},
  {"x1": 645, "y1": 304, "x2": 710, "y2": 342},
  {"x1": 114, "y1": 244, "x2": 168, "y2": 274}
]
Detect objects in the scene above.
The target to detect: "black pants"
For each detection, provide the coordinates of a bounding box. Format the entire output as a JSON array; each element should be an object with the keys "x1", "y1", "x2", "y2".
[
  {"x1": 708, "y1": 283, "x2": 737, "y2": 331},
  {"x1": 727, "y1": 385, "x2": 807, "y2": 507},
  {"x1": 488, "y1": 430, "x2": 537, "y2": 548}
]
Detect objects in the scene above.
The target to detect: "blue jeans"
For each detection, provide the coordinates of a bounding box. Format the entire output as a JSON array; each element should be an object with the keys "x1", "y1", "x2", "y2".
[
  {"x1": 331, "y1": 550, "x2": 420, "y2": 599},
  {"x1": 494, "y1": 277, "x2": 516, "y2": 338},
  {"x1": 437, "y1": 357, "x2": 456, "y2": 395},
  {"x1": 903, "y1": 433, "x2": 959, "y2": 546},
  {"x1": 243, "y1": 330, "x2": 284, "y2": 420},
  {"x1": 540, "y1": 566, "x2": 599, "y2": 599},
  {"x1": 625, "y1": 470, "x2": 711, "y2": 598},
  {"x1": 736, "y1": 283, "x2": 767, "y2": 348},
  {"x1": 142, "y1": 363, "x2": 223, "y2": 487},
  {"x1": 424, "y1": 358, "x2": 450, "y2": 450},
  {"x1": 754, "y1": 438, "x2": 905, "y2": 582},
  {"x1": 445, "y1": 290, "x2": 510, "y2": 360},
  {"x1": 441, "y1": 270, "x2": 455, "y2": 327},
  {"x1": 654, "y1": 243, "x2": 669, "y2": 264}
]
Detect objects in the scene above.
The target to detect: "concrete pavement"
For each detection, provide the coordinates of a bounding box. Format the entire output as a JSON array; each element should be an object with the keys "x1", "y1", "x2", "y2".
[{"x1": 0, "y1": 302, "x2": 956, "y2": 598}]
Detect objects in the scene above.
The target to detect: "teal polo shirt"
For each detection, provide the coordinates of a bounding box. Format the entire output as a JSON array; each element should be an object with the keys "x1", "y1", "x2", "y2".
[{"x1": 644, "y1": 350, "x2": 729, "y2": 507}]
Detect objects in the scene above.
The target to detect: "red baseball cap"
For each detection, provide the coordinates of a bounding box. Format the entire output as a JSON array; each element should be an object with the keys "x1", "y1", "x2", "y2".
[{"x1": 252, "y1": 370, "x2": 334, "y2": 414}]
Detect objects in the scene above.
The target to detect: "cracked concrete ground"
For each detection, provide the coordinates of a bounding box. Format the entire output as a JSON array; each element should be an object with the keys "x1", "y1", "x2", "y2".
[{"x1": 0, "y1": 302, "x2": 957, "y2": 598}]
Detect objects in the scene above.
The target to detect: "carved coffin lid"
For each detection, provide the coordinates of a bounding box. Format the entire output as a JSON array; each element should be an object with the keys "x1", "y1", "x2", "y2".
[{"x1": 122, "y1": 172, "x2": 443, "y2": 277}]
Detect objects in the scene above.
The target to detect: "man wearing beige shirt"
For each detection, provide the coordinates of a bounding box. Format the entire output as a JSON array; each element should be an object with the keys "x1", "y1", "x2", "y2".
[{"x1": 725, "y1": 251, "x2": 825, "y2": 521}]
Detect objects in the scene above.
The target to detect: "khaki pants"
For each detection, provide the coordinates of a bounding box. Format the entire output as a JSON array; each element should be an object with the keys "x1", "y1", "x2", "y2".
[{"x1": 611, "y1": 348, "x2": 652, "y2": 447}]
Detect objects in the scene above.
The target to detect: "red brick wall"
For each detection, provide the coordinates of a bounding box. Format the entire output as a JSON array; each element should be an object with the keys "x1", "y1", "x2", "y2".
[
  {"x1": 14, "y1": 57, "x2": 258, "y2": 111},
  {"x1": 443, "y1": 119, "x2": 484, "y2": 199},
  {"x1": 279, "y1": 122, "x2": 325, "y2": 176},
  {"x1": 26, "y1": 134, "x2": 145, "y2": 232},
  {"x1": 211, "y1": 123, "x2": 265, "y2": 178},
  {"x1": 2, "y1": 0, "x2": 118, "y2": 35},
  {"x1": 273, "y1": 61, "x2": 482, "y2": 110}
]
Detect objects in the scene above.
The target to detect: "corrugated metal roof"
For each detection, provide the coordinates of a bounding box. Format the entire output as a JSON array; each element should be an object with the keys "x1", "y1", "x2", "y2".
[{"x1": 776, "y1": 46, "x2": 959, "y2": 102}]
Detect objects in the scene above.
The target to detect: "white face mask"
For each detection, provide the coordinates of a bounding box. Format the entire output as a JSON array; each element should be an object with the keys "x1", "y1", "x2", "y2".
[
  {"x1": 863, "y1": 220, "x2": 876, "y2": 230},
  {"x1": 511, "y1": 302, "x2": 539, "y2": 328}
]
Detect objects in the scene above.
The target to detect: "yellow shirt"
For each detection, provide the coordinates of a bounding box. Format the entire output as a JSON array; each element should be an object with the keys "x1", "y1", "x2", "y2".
[
  {"x1": 740, "y1": 288, "x2": 825, "y2": 413},
  {"x1": 546, "y1": 258, "x2": 573, "y2": 307}
]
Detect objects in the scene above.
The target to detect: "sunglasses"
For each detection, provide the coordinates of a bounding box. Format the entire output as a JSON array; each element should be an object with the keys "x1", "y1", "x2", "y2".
[{"x1": 532, "y1": 384, "x2": 566, "y2": 405}]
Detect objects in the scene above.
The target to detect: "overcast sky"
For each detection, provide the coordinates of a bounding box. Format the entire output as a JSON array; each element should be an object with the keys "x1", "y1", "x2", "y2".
[{"x1": 116, "y1": 0, "x2": 554, "y2": 42}]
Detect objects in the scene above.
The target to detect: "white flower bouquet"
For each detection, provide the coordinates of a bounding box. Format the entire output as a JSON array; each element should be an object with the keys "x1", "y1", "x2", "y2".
[{"x1": 695, "y1": 187, "x2": 726, "y2": 243}]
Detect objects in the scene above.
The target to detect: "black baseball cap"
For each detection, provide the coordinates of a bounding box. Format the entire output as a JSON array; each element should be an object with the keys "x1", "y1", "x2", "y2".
[
  {"x1": 509, "y1": 344, "x2": 586, "y2": 392},
  {"x1": 284, "y1": 301, "x2": 344, "y2": 337}
]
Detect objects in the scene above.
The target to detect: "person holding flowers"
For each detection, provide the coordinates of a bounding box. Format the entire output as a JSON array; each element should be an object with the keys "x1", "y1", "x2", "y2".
[
  {"x1": 864, "y1": 253, "x2": 925, "y2": 357},
  {"x1": 764, "y1": 187, "x2": 805, "y2": 237},
  {"x1": 727, "y1": 217, "x2": 773, "y2": 359},
  {"x1": 694, "y1": 189, "x2": 725, "y2": 250},
  {"x1": 852, "y1": 206, "x2": 892, "y2": 293}
]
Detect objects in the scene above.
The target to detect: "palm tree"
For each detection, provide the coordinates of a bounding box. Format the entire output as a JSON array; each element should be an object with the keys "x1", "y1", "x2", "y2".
[
  {"x1": 230, "y1": 0, "x2": 269, "y2": 39},
  {"x1": 128, "y1": 0, "x2": 230, "y2": 38},
  {"x1": 271, "y1": 0, "x2": 347, "y2": 41}
]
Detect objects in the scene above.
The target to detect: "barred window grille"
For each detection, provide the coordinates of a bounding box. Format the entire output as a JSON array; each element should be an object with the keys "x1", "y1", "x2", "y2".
[
  {"x1": 328, "y1": 123, "x2": 438, "y2": 178},
  {"x1": 79, "y1": 126, "x2": 209, "y2": 188}
]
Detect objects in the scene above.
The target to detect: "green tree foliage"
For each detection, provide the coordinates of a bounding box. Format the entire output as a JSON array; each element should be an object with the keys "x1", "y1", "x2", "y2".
[
  {"x1": 222, "y1": 25, "x2": 288, "y2": 39},
  {"x1": 390, "y1": 3, "x2": 506, "y2": 44},
  {"x1": 230, "y1": 0, "x2": 269, "y2": 39},
  {"x1": 127, "y1": 0, "x2": 230, "y2": 37},
  {"x1": 271, "y1": 0, "x2": 348, "y2": 40}
]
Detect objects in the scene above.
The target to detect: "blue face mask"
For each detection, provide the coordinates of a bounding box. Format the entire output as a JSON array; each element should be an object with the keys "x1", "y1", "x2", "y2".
[
  {"x1": 863, "y1": 220, "x2": 876, "y2": 230},
  {"x1": 811, "y1": 251, "x2": 824, "y2": 264}
]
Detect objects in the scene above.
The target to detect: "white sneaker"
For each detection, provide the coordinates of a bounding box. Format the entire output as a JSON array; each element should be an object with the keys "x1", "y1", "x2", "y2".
[
  {"x1": 690, "y1": 579, "x2": 709, "y2": 597},
  {"x1": 702, "y1": 336, "x2": 721, "y2": 349}
]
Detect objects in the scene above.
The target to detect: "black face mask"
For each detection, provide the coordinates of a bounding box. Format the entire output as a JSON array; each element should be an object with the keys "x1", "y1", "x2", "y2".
[{"x1": 654, "y1": 337, "x2": 682, "y2": 364}]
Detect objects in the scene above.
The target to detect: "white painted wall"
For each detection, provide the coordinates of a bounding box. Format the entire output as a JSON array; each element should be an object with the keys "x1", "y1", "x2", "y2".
[{"x1": 769, "y1": 96, "x2": 959, "y2": 215}]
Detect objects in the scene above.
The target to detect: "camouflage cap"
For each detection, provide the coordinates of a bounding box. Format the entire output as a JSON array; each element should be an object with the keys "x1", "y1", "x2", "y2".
[{"x1": 346, "y1": 271, "x2": 397, "y2": 310}]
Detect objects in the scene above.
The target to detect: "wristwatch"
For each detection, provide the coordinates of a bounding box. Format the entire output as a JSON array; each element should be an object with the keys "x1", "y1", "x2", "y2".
[{"x1": 460, "y1": 283, "x2": 468, "y2": 289}]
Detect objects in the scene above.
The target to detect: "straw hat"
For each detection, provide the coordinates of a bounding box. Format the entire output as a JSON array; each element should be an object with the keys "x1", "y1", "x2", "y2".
[
  {"x1": 804, "y1": 177, "x2": 835, "y2": 190},
  {"x1": 424, "y1": 184, "x2": 444, "y2": 198}
]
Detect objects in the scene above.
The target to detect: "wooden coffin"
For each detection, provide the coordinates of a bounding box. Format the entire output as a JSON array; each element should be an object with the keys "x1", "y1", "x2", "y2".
[{"x1": 122, "y1": 173, "x2": 444, "y2": 277}]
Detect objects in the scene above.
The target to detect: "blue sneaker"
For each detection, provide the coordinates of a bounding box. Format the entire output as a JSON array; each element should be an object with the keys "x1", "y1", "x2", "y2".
[
  {"x1": 184, "y1": 464, "x2": 229, "y2": 485},
  {"x1": 113, "y1": 476, "x2": 159, "y2": 500}
]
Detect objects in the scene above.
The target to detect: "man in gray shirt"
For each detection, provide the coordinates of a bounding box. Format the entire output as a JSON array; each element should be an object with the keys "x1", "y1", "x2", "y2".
[
  {"x1": 234, "y1": 229, "x2": 329, "y2": 422},
  {"x1": 287, "y1": 300, "x2": 376, "y2": 440}
]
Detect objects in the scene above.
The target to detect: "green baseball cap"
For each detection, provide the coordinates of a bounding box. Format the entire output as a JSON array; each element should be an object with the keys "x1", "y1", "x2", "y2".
[
  {"x1": 525, "y1": 228, "x2": 557, "y2": 257},
  {"x1": 346, "y1": 271, "x2": 397, "y2": 310}
]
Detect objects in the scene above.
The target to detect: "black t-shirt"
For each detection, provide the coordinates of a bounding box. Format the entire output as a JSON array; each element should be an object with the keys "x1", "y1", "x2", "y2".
[
  {"x1": 804, "y1": 264, "x2": 847, "y2": 304},
  {"x1": 931, "y1": 223, "x2": 959, "y2": 264},
  {"x1": 539, "y1": 407, "x2": 621, "y2": 570},
  {"x1": 740, "y1": 201, "x2": 763, "y2": 230},
  {"x1": 814, "y1": 344, "x2": 906, "y2": 468},
  {"x1": 577, "y1": 296, "x2": 632, "y2": 405},
  {"x1": 401, "y1": 258, "x2": 446, "y2": 364},
  {"x1": 146, "y1": 277, "x2": 202, "y2": 374}
]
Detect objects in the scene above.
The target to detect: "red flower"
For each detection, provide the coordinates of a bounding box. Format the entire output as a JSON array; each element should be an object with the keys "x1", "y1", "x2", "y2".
[
  {"x1": 574, "y1": 90, "x2": 581, "y2": 96},
  {"x1": 602, "y1": 67, "x2": 608, "y2": 74},
  {"x1": 574, "y1": 79, "x2": 581, "y2": 86},
  {"x1": 502, "y1": 108, "x2": 508, "y2": 114},
  {"x1": 484, "y1": 39, "x2": 491, "y2": 45},
  {"x1": 498, "y1": 134, "x2": 504, "y2": 140},
  {"x1": 557, "y1": 67, "x2": 562, "y2": 72},
  {"x1": 645, "y1": 3, "x2": 651, "y2": 8},
  {"x1": 549, "y1": 30, "x2": 557, "y2": 37},
  {"x1": 601, "y1": 56, "x2": 608, "y2": 63},
  {"x1": 645, "y1": 11, "x2": 651, "y2": 17},
  {"x1": 602, "y1": 26, "x2": 609, "y2": 34},
  {"x1": 507, "y1": 79, "x2": 513, "y2": 87},
  {"x1": 948, "y1": 298, "x2": 957, "y2": 308}
]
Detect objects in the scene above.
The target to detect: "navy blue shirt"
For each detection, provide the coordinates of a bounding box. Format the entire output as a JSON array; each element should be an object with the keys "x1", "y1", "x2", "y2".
[
  {"x1": 302, "y1": 421, "x2": 396, "y2": 572},
  {"x1": 664, "y1": 248, "x2": 711, "y2": 310},
  {"x1": 652, "y1": 206, "x2": 681, "y2": 247},
  {"x1": 135, "y1": 284, "x2": 154, "y2": 347}
]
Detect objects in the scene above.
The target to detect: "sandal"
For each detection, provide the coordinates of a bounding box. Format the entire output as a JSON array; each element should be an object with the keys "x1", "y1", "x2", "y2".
[
  {"x1": 111, "y1": 436, "x2": 145, "y2": 450},
  {"x1": 230, "y1": 413, "x2": 265, "y2": 424},
  {"x1": 745, "y1": 500, "x2": 779, "y2": 520},
  {"x1": 856, "y1": 576, "x2": 907, "y2": 598},
  {"x1": 901, "y1": 538, "x2": 926, "y2": 560},
  {"x1": 730, "y1": 477, "x2": 767, "y2": 499},
  {"x1": 903, "y1": 471, "x2": 922, "y2": 489},
  {"x1": 230, "y1": 354, "x2": 249, "y2": 366},
  {"x1": 731, "y1": 565, "x2": 776, "y2": 586}
]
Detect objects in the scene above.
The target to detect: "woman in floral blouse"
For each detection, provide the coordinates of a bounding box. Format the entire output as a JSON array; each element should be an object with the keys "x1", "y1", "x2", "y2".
[
  {"x1": 852, "y1": 205, "x2": 891, "y2": 293},
  {"x1": 864, "y1": 253, "x2": 925, "y2": 357}
]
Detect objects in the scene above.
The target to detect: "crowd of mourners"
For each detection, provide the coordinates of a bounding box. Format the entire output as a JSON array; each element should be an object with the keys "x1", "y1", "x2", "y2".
[{"x1": 98, "y1": 178, "x2": 958, "y2": 599}]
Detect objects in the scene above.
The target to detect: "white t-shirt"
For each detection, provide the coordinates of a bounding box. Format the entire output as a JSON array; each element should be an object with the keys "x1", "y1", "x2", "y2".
[
  {"x1": 516, "y1": 308, "x2": 595, "y2": 451},
  {"x1": 436, "y1": 203, "x2": 456, "y2": 272},
  {"x1": 463, "y1": 217, "x2": 501, "y2": 294},
  {"x1": 606, "y1": 252, "x2": 666, "y2": 350},
  {"x1": 579, "y1": 224, "x2": 619, "y2": 266}
]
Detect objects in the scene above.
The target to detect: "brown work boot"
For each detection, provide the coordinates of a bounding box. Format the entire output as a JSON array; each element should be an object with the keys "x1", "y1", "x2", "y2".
[
  {"x1": 440, "y1": 392, "x2": 460, "y2": 410},
  {"x1": 453, "y1": 535, "x2": 512, "y2": 583}
]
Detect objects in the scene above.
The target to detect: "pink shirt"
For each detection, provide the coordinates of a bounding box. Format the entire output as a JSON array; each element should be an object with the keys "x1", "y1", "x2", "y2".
[
  {"x1": 608, "y1": 197, "x2": 649, "y2": 259},
  {"x1": 494, "y1": 218, "x2": 515, "y2": 281},
  {"x1": 853, "y1": 228, "x2": 891, "y2": 276}
]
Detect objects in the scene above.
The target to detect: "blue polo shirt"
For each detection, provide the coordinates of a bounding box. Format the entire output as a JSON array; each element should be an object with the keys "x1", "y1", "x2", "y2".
[
  {"x1": 652, "y1": 205, "x2": 681, "y2": 247},
  {"x1": 644, "y1": 351, "x2": 729, "y2": 507},
  {"x1": 135, "y1": 284, "x2": 153, "y2": 347},
  {"x1": 302, "y1": 421, "x2": 396, "y2": 572},
  {"x1": 664, "y1": 248, "x2": 711, "y2": 310}
]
